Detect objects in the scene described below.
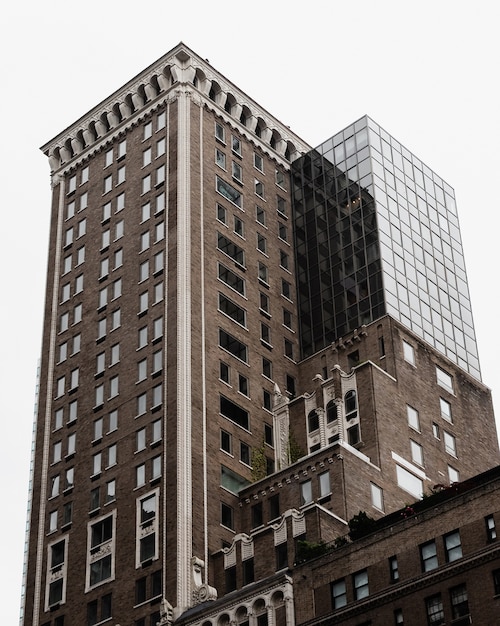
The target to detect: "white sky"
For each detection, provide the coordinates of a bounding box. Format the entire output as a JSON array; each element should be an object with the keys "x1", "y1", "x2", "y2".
[{"x1": 2, "y1": 1, "x2": 499, "y2": 622}]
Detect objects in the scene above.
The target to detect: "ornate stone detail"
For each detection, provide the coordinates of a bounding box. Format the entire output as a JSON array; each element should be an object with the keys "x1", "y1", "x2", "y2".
[
  {"x1": 156, "y1": 598, "x2": 174, "y2": 626},
  {"x1": 191, "y1": 556, "x2": 217, "y2": 606}
]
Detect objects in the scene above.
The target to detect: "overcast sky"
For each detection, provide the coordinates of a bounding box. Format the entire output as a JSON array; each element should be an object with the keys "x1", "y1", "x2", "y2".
[{"x1": 2, "y1": 1, "x2": 499, "y2": 622}]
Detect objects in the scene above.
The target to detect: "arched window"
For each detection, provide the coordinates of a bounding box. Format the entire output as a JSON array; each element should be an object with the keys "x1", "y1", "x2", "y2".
[
  {"x1": 308, "y1": 409, "x2": 320, "y2": 433},
  {"x1": 345, "y1": 390, "x2": 358, "y2": 420},
  {"x1": 326, "y1": 400, "x2": 337, "y2": 423}
]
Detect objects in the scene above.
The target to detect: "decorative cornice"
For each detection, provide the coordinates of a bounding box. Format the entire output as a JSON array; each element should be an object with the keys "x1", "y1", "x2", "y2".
[{"x1": 40, "y1": 42, "x2": 310, "y2": 175}]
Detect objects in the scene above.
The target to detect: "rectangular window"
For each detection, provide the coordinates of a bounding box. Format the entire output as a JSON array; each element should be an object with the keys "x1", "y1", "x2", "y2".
[
  {"x1": 217, "y1": 232, "x2": 245, "y2": 266},
  {"x1": 425, "y1": 594, "x2": 444, "y2": 625},
  {"x1": 216, "y1": 176, "x2": 242, "y2": 207},
  {"x1": 256, "y1": 205, "x2": 266, "y2": 225},
  {"x1": 410, "y1": 440, "x2": 424, "y2": 465},
  {"x1": 240, "y1": 441, "x2": 251, "y2": 465},
  {"x1": 353, "y1": 570, "x2": 369, "y2": 600},
  {"x1": 144, "y1": 121, "x2": 152, "y2": 140},
  {"x1": 238, "y1": 373, "x2": 249, "y2": 396},
  {"x1": 218, "y1": 293, "x2": 246, "y2": 327},
  {"x1": 88, "y1": 514, "x2": 114, "y2": 589},
  {"x1": 396, "y1": 465, "x2": 423, "y2": 498},
  {"x1": 152, "y1": 383, "x2": 163, "y2": 407},
  {"x1": 117, "y1": 165, "x2": 126, "y2": 184},
  {"x1": 262, "y1": 357, "x2": 272, "y2": 379},
  {"x1": 232, "y1": 161, "x2": 242, "y2": 182},
  {"x1": 276, "y1": 195, "x2": 287, "y2": 216},
  {"x1": 218, "y1": 263, "x2": 245, "y2": 295},
  {"x1": 407, "y1": 405, "x2": 420, "y2": 431},
  {"x1": 450, "y1": 584, "x2": 469, "y2": 619},
  {"x1": 332, "y1": 579, "x2": 347, "y2": 609},
  {"x1": 261, "y1": 322, "x2": 271, "y2": 345},
  {"x1": 403, "y1": 340, "x2": 415, "y2": 365},
  {"x1": 371, "y1": 483, "x2": 384, "y2": 511},
  {"x1": 220, "y1": 395, "x2": 249, "y2": 430},
  {"x1": 443, "y1": 431, "x2": 456, "y2": 456},
  {"x1": 219, "y1": 329, "x2": 248, "y2": 363},
  {"x1": 117, "y1": 139, "x2": 126, "y2": 159},
  {"x1": 436, "y1": 366, "x2": 453, "y2": 393},
  {"x1": 220, "y1": 361, "x2": 230, "y2": 384},
  {"x1": 258, "y1": 261, "x2": 269, "y2": 285},
  {"x1": 389, "y1": 556, "x2": 399, "y2": 582},
  {"x1": 444, "y1": 530, "x2": 462, "y2": 562},
  {"x1": 486, "y1": 514, "x2": 497, "y2": 541},
  {"x1": 231, "y1": 135, "x2": 242, "y2": 156},
  {"x1": 281, "y1": 279, "x2": 292, "y2": 300},
  {"x1": 300, "y1": 480, "x2": 312, "y2": 506},
  {"x1": 439, "y1": 397, "x2": 452, "y2": 422},
  {"x1": 255, "y1": 179, "x2": 264, "y2": 198},
  {"x1": 260, "y1": 292, "x2": 270, "y2": 314},
  {"x1": 221, "y1": 502, "x2": 234, "y2": 530},
  {"x1": 420, "y1": 540, "x2": 438, "y2": 572},
  {"x1": 220, "y1": 429, "x2": 232, "y2": 454},
  {"x1": 137, "y1": 492, "x2": 158, "y2": 565},
  {"x1": 215, "y1": 122, "x2": 225, "y2": 143},
  {"x1": 254, "y1": 153, "x2": 264, "y2": 172},
  {"x1": 319, "y1": 472, "x2": 330, "y2": 497},
  {"x1": 493, "y1": 568, "x2": 500, "y2": 595},
  {"x1": 257, "y1": 233, "x2": 267, "y2": 254}
]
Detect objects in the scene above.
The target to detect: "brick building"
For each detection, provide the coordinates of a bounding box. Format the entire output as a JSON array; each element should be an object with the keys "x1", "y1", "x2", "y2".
[{"x1": 22, "y1": 42, "x2": 499, "y2": 626}]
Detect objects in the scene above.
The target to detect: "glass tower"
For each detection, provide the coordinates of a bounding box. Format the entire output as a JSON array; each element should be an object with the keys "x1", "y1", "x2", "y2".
[{"x1": 292, "y1": 115, "x2": 480, "y2": 379}]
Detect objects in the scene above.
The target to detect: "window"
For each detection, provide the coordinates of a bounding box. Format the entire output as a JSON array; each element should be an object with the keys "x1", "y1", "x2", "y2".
[
  {"x1": 233, "y1": 214, "x2": 244, "y2": 237},
  {"x1": 300, "y1": 480, "x2": 312, "y2": 506},
  {"x1": 276, "y1": 542, "x2": 287, "y2": 570},
  {"x1": 450, "y1": 584, "x2": 469, "y2": 619},
  {"x1": 102, "y1": 201, "x2": 112, "y2": 222},
  {"x1": 88, "y1": 514, "x2": 114, "y2": 588},
  {"x1": 136, "y1": 464, "x2": 146, "y2": 487},
  {"x1": 261, "y1": 322, "x2": 271, "y2": 345},
  {"x1": 68, "y1": 400, "x2": 78, "y2": 423},
  {"x1": 62, "y1": 255, "x2": 72, "y2": 274},
  {"x1": 56, "y1": 376, "x2": 65, "y2": 397},
  {"x1": 444, "y1": 431, "x2": 456, "y2": 456},
  {"x1": 436, "y1": 366, "x2": 453, "y2": 393},
  {"x1": 117, "y1": 165, "x2": 126, "y2": 184},
  {"x1": 156, "y1": 165, "x2": 165, "y2": 185},
  {"x1": 50, "y1": 475, "x2": 60, "y2": 498},
  {"x1": 114, "y1": 220, "x2": 124, "y2": 240},
  {"x1": 238, "y1": 374, "x2": 249, "y2": 396},
  {"x1": 67, "y1": 433, "x2": 76, "y2": 456},
  {"x1": 276, "y1": 196, "x2": 287, "y2": 216},
  {"x1": 65, "y1": 467, "x2": 74, "y2": 490},
  {"x1": 432, "y1": 422, "x2": 440, "y2": 439},
  {"x1": 260, "y1": 292, "x2": 270, "y2": 314},
  {"x1": 72, "y1": 333, "x2": 81, "y2": 355},
  {"x1": 58, "y1": 341, "x2": 68, "y2": 362},
  {"x1": 107, "y1": 444, "x2": 117, "y2": 467},
  {"x1": 240, "y1": 442, "x2": 251, "y2": 466},
  {"x1": 104, "y1": 175, "x2": 112, "y2": 194},
  {"x1": 218, "y1": 263, "x2": 245, "y2": 295},
  {"x1": 140, "y1": 231, "x2": 150, "y2": 252},
  {"x1": 275, "y1": 169, "x2": 286, "y2": 188},
  {"x1": 439, "y1": 397, "x2": 452, "y2": 422},
  {"x1": 152, "y1": 419, "x2": 162, "y2": 443},
  {"x1": 332, "y1": 579, "x2": 347, "y2": 609},
  {"x1": 144, "y1": 121, "x2": 152, "y2": 140},
  {"x1": 308, "y1": 410, "x2": 319, "y2": 433},
  {"x1": 371, "y1": 483, "x2": 384, "y2": 511},
  {"x1": 254, "y1": 153, "x2": 263, "y2": 172},
  {"x1": 353, "y1": 570, "x2": 369, "y2": 600},
  {"x1": 143, "y1": 148, "x2": 152, "y2": 167},
  {"x1": 396, "y1": 465, "x2": 423, "y2": 498},
  {"x1": 116, "y1": 192, "x2": 125, "y2": 212},
  {"x1": 155, "y1": 221, "x2": 165, "y2": 242},
  {"x1": 47, "y1": 539, "x2": 66, "y2": 607},
  {"x1": 486, "y1": 514, "x2": 497, "y2": 541},
  {"x1": 117, "y1": 139, "x2": 126, "y2": 158},
  {"x1": 61, "y1": 283, "x2": 70, "y2": 303},
  {"x1": 216, "y1": 176, "x2": 242, "y2": 207},
  {"x1": 281, "y1": 279, "x2": 292, "y2": 300},
  {"x1": 448, "y1": 465, "x2": 459, "y2": 483},
  {"x1": 92, "y1": 452, "x2": 102, "y2": 476},
  {"x1": 221, "y1": 503, "x2": 234, "y2": 530},
  {"x1": 151, "y1": 455, "x2": 161, "y2": 480},
  {"x1": 319, "y1": 472, "x2": 330, "y2": 497},
  {"x1": 142, "y1": 174, "x2": 151, "y2": 194},
  {"x1": 278, "y1": 222, "x2": 288, "y2": 242},
  {"x1": 403, "y1": 340, "x2": 415, "y2": 365},
  {"x1": 53, "y1": 441, "x2": 62, "y2": 463},
  {"x1": 139, "y1": 260, "x2": 149, "y2": 283},
  {"x1": 420, "y1": 540, "x2": 438, "y2": 572},
  {"x1": 219, "y1": 329, "x2": 248, "y2": 363},
  {"x1": 74, "y1": 274, "x2": 83, "y2": 294},
  {"x1": 493, "y1": 568, "x2": 500, "y2": 595},
  {"x1": 139, "y1": 292, "x2": 148, "y2": 314},
  {"x1": 137, "y1": 492, "x2": 158, "y2": 565},
  {"x1": 263, "y1": 389, "x2": 272, "y2": 411},
  {"x1": 220, "y1": 430, "x2": 232, "y2": 454},
  {"x1": 220, "y1": 395, "x2": 249, "y2": 430},
  {"x1": 153, "y1": 317, "x2": 163, "y2": 341},
  {"x1": 231, "y1": 135, "x2": 241, "y2": 156},
  {"x1": 94, "y1": 418, "x2": 103, "y2": 441},
  {"x1": 101, "y1": 229, "x2": 110, "y2": 249},
  {"x1": 152, "y1": 349, "x2": 162, "y2": 374},
  {"x1": 389, "y1": 555, "x2": 399, "y2": 582},
  {"x1": 217, "y1": 202, "x2": 227, "y2": 223},
  {"x1": 217, "y1": 232, "x2": 245, "y2": 266},
  {"x1": 255, "y1": 179, "x2": 264, "y2": 198},
  {"x1": 258, "y1": 261, "x2": 269, "y2": 285},
  {"x1": 156, "y1": 137, "x2": 166, "y2": 156},
  {"x1": 425, "y1": 594, "x2": 444, "y2": 625},
  {"x1": 218, "y1": 293, "x2": 246, "y2": 327},
  {"x1": 60, "y1": 312, "x2": 69, "y2": 333},
  {"x1": 54, "y1": 408, "x2": 63, "y2": 430},
  {"x1": 152, "y1": 383, "x2": 162, "y2": 407},
  {"x1": 232, "y1": 161, "x2": 242, "y2": 182},
  {"x1": 114, "y1": 248, "x2": 123, "y2": 269},
  {"x1": 153, "y1": 251, "x2": 164, "y2": 274},
  {"x1": 215, "y1": 122, "x2": 225, "y2": 143},
  {"x1": 269, "y1": 494, "x2": 279, "y2": 519},
  {"x1": 444, "y1": 530, "x2": 462, "y2": 562},
  {"x1": 256, "y1": 205, "x2": 266, "y2": 225},
  {"x1": 219, "y1": 361, "x2": 230, "y2": 384},
  {"x1": 280, "y1": 250, "x2": 289, "y2": 270},
  {"x1": 108, "y1": 410, "x2": 118, "y2": 433},
  {"x1": 410, "y1": 440, "x2": 424, "y2": 465},
  {"x1": 407, "y1": 405, "x2": 420, "y2": 431},
  {"x1": 262, "y1": 357, "x2": 272, "y2": 379},
  {"x1": 257, "y1": 233, "x2": 267, "y2": 254}
]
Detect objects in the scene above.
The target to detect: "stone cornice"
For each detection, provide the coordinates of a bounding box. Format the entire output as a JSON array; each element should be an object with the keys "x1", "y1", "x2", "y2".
[{"x1": 40, "y1": 42, "x2": 311, "y2": 175}]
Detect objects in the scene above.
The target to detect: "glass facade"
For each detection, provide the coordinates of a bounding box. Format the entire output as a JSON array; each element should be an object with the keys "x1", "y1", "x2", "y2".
[{"x1": 292, "y1": 116, "x2": 480, "y2": 379}]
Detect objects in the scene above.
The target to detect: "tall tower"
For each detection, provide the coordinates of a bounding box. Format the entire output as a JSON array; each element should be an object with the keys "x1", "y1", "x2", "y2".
[{"x1": 23, "y1": 44, "x2": 499, "y2": 626}]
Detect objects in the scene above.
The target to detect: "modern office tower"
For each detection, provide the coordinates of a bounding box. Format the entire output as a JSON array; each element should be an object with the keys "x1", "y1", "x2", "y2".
[{"x1": 23, "y1": 43, "x2": 499, "y2": 626}]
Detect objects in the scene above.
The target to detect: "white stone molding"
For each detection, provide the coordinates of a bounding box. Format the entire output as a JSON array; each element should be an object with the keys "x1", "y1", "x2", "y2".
[
  {"x1": 273, "y1": 516, "x2": 287, "y2": 545},
  {"x1": 291, "y1": 510, "x2": 306, "y2": 538}
]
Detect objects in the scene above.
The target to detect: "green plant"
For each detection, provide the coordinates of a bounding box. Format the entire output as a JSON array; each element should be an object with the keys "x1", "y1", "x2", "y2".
[
  {"x1": 251, "y1": 441, "x2": 267, "y2": 482},
  {"x1": 296, "y1": 539, "x2": 330, "y2": 563},
  {"x1": 288, "y1": 430, "x2": 304, "y2": 464}
]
